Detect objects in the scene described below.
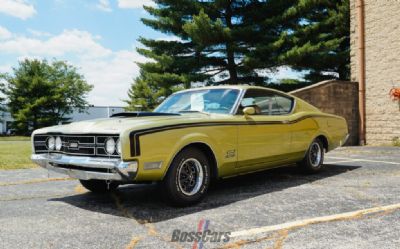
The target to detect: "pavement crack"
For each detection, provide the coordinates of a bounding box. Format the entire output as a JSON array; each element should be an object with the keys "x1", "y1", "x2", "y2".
[
  {"x1": 270, "y1": 230, "x2": 288, "y2": 249},
  {"x1": 217, "y1": 233, "x2": 277, "y2": 249},
  {"x1": 125, "y1": 236, "x2": 141, "y2": 249},
  {"x1": 110, "y1": 193, "x2": 183, "y2": 249},
  {"x1": 225, "y1": 203, "x2": 400, "y2": 248},
  {"x1": 232, "y1": 203, "x2": 400, "y2": 238},
  {"x1": 74, "y1": 184, "x2": 89, "y2": 194}
]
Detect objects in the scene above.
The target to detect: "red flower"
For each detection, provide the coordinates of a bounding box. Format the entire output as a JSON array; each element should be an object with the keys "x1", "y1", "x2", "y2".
[{"x1": 389, "y1": 87, "x2": 400, "y2": 101}]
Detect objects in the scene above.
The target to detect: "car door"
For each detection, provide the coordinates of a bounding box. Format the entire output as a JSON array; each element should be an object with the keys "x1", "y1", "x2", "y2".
[{"x1": 236, "y1": 89, "x2": 294, "y2": 170}]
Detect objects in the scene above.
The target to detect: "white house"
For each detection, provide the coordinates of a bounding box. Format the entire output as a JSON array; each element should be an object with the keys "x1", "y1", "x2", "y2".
[{"x1": 0, "y1": 106, "x2": 125, "y2": 134}]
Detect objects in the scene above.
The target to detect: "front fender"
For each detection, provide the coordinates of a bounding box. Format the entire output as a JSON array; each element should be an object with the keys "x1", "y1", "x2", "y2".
[
  {"x1": 129, "y1": 125, "x2": 237, "y2": 181},
  {"x1": 160, "y1": 132, "x2": 221, "y2": 179}
]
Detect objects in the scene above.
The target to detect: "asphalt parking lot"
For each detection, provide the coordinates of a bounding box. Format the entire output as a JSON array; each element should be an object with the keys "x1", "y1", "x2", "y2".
[{"x1": 1, "y1": 146, "x2": 400, "y2": 249}]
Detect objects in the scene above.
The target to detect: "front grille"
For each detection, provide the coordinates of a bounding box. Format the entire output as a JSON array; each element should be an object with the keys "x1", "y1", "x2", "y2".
[{"x1": 33, "y1": 134, "x2": 120, "y2": 158}]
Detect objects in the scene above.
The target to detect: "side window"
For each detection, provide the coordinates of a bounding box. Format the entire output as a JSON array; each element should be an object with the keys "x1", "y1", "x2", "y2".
[{"x1": 238, "y1": 90, "x2": 294, "y2": 115}]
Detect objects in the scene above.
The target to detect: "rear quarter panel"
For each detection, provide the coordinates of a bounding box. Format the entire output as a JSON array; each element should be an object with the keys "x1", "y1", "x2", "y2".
[
  {"x1": 325, "y1": 116, "x2": 348, "y2": 150},
  {"x1": 292, "y1": 97, "x2": 348, "y2": 152},
  {"x1": 310, "y1": 115, "x2": 348, "y2": 151}
]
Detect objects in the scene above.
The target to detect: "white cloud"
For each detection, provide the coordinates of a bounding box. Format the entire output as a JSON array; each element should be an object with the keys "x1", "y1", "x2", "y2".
[
  {"x1": 256, "y1": 66, "x2": 305, "y2": 81},
  {"x1": 0, "y1": 26, "x2": 12, "y2": 40},
  {"x1": 27, "y1": 28, "x2": 52, "y2": 37},
  {"x1": 80, "y1": 50, "x2": 145, "y2": 105},
  {"x1": 0, "y1": 29, "x2": 147, "y2": 106},
  {"x1": 96, "y1": 0, "x2": 112, "y2": 12},
  {"x1": 0, "y1": 64, "x2": 12, "y2": 73},
  {"x1": 156, "y1": 36, "x2": 183, "y2": 42},
  {"x1": 0, "y1": 0, "x2": 37, "y2": 20},
  {"x1": 0, "y1": 29, "x2": 112, "y2": 58},
  {"x1": 117, "y1": 0, "x2": 155, "y2": 9}
]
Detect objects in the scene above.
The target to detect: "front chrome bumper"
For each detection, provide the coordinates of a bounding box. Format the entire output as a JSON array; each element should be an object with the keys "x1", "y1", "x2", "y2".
[{"x1": 31, "y1": 154, "x2": 138, "y2": 181}]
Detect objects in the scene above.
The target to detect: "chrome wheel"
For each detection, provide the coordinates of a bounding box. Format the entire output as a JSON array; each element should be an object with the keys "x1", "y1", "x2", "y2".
[
  {"x1": 177, "y1": 158, "x2": 204, "y2": 196},
  {"x1": 309, "y1": 142, "x2": 322, "y2": 167}
]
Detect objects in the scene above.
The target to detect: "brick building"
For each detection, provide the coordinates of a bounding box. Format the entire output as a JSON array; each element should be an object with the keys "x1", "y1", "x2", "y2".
[{"x1": 350, "y1": 0, "x2": 400, "y2": 145}]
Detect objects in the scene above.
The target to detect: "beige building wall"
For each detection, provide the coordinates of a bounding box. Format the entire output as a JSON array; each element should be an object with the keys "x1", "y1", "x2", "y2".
[{"x1": 350, "y1": 0, "x2": 400, "y2": 145}]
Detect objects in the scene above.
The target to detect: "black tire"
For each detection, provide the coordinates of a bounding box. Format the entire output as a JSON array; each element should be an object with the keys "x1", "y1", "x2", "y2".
[
  {"x1": 297, "y1": 138, "x2": 325, "y2": 173},
  {"x1": 162, "y1": 147, "x2": 210, "y2": 206},
  {"x1": 79, "y1": 179, "x2": 119, "y2": 193}
]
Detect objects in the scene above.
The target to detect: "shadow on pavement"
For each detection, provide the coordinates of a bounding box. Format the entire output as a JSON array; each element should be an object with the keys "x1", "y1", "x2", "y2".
[{"x1": 50, "y1": 164, "x2": 359, "y2": 223}]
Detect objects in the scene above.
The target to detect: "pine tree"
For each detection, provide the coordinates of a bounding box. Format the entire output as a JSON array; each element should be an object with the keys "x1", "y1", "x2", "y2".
[
  {"x1": 127, "y1": 0, "x2": 292, "y2": 109},
  {"x1": 127, "y1": 0, "x2": 350, "y2": 110},
  {"x1": 278, "y1": 0, "x2": 350, "y2": 82}
]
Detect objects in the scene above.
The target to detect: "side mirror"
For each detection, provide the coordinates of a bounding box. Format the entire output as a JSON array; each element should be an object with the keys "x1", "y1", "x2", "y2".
[{"x1": 243, "y1": 107, "x2": 255, "y2": 116}]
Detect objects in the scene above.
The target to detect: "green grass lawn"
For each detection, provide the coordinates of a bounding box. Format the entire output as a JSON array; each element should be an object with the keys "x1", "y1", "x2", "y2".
[
  {"x1": 0, "y1": 137, "x2": 36, "y2": 170},
  {"x1": 0, "y1": 136, "x2": 31, "y2": 141}
]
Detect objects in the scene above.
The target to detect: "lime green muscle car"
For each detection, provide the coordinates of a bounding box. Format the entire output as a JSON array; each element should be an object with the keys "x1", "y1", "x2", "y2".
[{"x1": 31, "y1": 86, "x2": 348, "y2": 206}]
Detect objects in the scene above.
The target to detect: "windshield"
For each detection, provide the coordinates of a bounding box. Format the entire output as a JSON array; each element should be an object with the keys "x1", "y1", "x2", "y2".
[{"x1": 154, "y1": 88, "x2": 240, "y2": 114}]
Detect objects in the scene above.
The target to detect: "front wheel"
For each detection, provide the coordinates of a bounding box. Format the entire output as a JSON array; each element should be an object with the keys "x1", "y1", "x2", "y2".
[
  {"x1": 79, "y1": 179, "x2": 119, "y2": 193},
  {"x1": 297, "y1": 138, "x2": 325, "y2": 173},
  {"x1": 162, "y1": 147, "x2": 210, "y2": 206}
]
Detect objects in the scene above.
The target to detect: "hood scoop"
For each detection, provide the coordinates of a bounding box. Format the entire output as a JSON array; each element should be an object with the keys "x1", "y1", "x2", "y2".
[{"x1": 110, "y1": 112, "x2": 181, "y2": 118}]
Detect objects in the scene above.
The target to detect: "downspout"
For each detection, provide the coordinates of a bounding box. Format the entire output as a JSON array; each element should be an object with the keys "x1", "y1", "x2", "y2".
[{"x1": 356, "y1": 0, "x2": 366, "y2": 145}]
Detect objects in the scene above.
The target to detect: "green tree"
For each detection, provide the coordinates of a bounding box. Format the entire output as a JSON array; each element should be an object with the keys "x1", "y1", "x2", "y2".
[
  {"x1": 125, "y1": 69, "x2": 186, "y2": 111},
  {"x1": 278, "y1": 78, "x2": 304, "y2": 85},
  {"x1": 278, "y1": 0, "x2": 350, "y2": 82},
  {"x1": 0, "y1": 59, "x2": 93, "y2": 134},
  {"x1": 128, "y1": 0, "x2": 292, "y2": 109},
  {"x1": 125, "y1": 72, "x2": 160, "y2": 111},
  {"x1": 0, "y1": 83, "x2": 5, "y2": 122},
  {"x1": 128, "y1": 0, "x2": 350, "y2": 109}
]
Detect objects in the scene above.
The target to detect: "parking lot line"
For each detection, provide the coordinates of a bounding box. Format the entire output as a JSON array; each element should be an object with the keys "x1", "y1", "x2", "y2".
[
  {"x1": 0, "y1": 177, "x2": 73, "y2": 187},
  {"x1": 324, "y1": 159, "x2": 362, "y2": 164},
  {"x1": 0, "y1": 193, "x2": 68, "y2": 202},
  {"x1": 230, "y1": 203, "x2": 400, "y2": 238},
  {"x1": 325, "y1": 156, "x2": 400, "y2": 165}
]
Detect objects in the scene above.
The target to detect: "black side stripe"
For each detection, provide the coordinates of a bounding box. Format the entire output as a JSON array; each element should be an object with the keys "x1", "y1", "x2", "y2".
[{"x1": 129, "y1": 114, "x2": 329, "y2": 157}]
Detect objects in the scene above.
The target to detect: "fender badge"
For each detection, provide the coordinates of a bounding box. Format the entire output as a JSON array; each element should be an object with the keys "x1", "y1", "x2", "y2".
[{"x1": 225, "y1": 149, "x2": 236, "y2": 158}]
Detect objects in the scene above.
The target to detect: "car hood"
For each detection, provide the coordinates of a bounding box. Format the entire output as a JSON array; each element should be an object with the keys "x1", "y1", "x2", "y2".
[{"x1": 32, "y1": 113, "x2": 223, "y2": 135}]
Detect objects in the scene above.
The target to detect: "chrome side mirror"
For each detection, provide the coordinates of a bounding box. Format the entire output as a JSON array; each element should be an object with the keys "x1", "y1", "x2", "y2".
[{"x1": 243, "y1": 107, "x2": 255, "y2": 116}]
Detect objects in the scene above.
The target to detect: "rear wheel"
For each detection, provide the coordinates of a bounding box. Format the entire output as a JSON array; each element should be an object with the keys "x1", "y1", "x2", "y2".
[
  {"x1": 79, "y1": 179, "x2": 119, "y2": 193},
  {"x1": 162, "y1": 147, "x2": 210, "y2": 206},
  {"x1": 297, "y1": 138, "x2": 325, "y2": 173}
]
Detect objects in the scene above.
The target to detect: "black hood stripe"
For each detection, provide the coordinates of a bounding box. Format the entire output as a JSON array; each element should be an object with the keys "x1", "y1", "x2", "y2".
[{"x1": 111, "y1": 112, "x2": 180, "y2": 118}]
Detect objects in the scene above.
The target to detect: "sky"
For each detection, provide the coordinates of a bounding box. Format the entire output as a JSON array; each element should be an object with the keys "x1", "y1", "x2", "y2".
[{"x1": 0, "y1": 0, "x2": 301, "y2": 107}]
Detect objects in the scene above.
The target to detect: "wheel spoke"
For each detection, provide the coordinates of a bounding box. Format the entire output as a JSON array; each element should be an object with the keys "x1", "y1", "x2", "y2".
[
  {"x1": 177, "y1": 158, "x2": 204, "y2": 196},
  {"x1": 310, "y1": 143, "x2": 321, "y2": 167}
]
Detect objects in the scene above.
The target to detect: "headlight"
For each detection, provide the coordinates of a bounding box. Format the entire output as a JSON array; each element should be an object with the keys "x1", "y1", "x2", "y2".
[
  {"x1": 105, "y1": 137, "x2": 116, "y2": 155},
  {"x1": 116, "y1": 138, "x2": 121, "y2": 155},
  {"x1": 47, "y1": 136, "x2": 55, "y2": 150},
  {"x1": 55, "y1": 136, "x2": 62, "y2": 151}
]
